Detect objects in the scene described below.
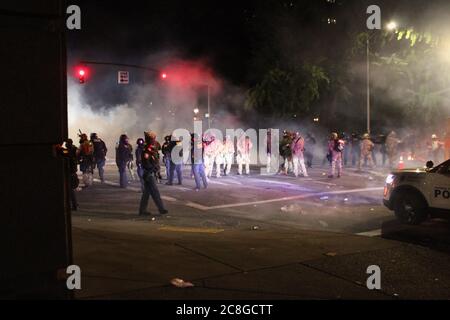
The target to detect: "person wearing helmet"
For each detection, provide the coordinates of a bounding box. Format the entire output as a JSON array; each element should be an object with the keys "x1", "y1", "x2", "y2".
[
  {"x1": 279, "y1": 130, "x2": 293, "y2": 174},
  {"x1": 358, "y1": 133, "x2": 375, "y2": 171},
  {"x1": 291, "y1": 132, "x2": 308, "y2": 177},
  {"x1": 161, "y1": 135, "x2": 172, "y2": 180},
  {"x1": 328, "y1": 132, "x2": 345, "y2": 178},
  {"x1": 139, "y1": 131, "x2": 168, "y2": 216},
  {"x1": 386, "y1": 131, "x2": 401, "y2": 168},
  {"x1": 135, "y1": 138, "x2": 145, "y2": 192},
  {"x1": 115, "y1": 134, "x2": 133, "y2": 188},
  {"x1": 90, "y1": 133, "x2": 108, "y2": 183},
  {"x1": 78, "y1": 132, "x2": 94, "y2": 187},
  {"x1": 167, "y1": 135, "x2": 183, "y2": 186}
]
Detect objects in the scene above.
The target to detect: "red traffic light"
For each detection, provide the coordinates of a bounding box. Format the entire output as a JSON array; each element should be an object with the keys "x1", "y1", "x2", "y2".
[
  {"x1": 75, "y1": 66, "x2": 88, "y2": 84},
  {"x1": 161, "y1": 73, "x2": 167, "y2": 79}
]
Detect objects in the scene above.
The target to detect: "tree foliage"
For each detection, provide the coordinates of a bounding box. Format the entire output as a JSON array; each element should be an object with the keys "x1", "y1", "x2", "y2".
[{"x1": 245, "y1": 63, "x2": 329, "y2": 118}]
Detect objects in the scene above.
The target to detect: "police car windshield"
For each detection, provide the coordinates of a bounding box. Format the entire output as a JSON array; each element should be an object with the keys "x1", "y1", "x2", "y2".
[{"x1": 429, "y1": 159, "x2": 450, "y2": 174}]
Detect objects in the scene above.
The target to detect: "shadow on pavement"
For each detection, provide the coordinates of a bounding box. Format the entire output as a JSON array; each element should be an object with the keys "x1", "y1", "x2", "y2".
[{"x1": 381, "y1": 218, "x2": 450, "y2": 254}]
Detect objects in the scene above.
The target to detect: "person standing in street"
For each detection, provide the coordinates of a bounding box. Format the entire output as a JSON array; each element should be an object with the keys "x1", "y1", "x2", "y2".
[
  {"x1": 279, "y1": 131, "x2": 293, "y2": 174},
  {"x1": 139, "y1": 131, "x2": 168, "y2": 216},
  {"x1": 135, "y1": 138, "x2": 145, "y2": 192},
  {"x1": 162, "y1": 135, "x2": 172, "y2": 180},
  {"x1": 167, "y1": 136, "x2": 183, "y2": 185},
  {"x1": 63, "y1": 139, "x2": 80, "y2": 211},
  {"x1": 304, "y1": 132, "x2": 316, "y2": 168},
  {"x1": 386, "y1": 131, "x2": 401, "y2": 168},
  {"x1": 429, "y1": 134, "x2": 444, "y2": 164},
  {"x1": 78, "y1": 133, "x2": 94, "y2": 187},
  {"x1": 291, "y1": 132, "x2": 308, "y2": 177},
  {"x1": 90, "y1": 133, "x2": 108, "y2": 183},
  {"x1": 358, "y1": 133, "x2": 375, "y2": 171},
  {"x1": 223, "y1": 135, "x2": 235, "y2": 176},
  {"x1": 116, "y1": 134, "x2": 133, "y2": 188},
  {"x1": 328, "y1": 132, "x2": 345, "y2": 178},
  {"x1": 191, "y1": 133, "x2": 208, "y2": 191},
  {"x1": 237, "y1": 135, "x2": 252, "y2": 175}
]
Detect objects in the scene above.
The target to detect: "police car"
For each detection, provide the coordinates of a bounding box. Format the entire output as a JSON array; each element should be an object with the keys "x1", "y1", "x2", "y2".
[{"x1": 383, "y1": 159, "x2": 450, "y2": 225}]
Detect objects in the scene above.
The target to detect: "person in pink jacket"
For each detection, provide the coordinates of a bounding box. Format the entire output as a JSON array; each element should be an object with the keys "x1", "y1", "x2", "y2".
[{"x1": 291, "y1": 132, "x2": 308, "y2": 177}]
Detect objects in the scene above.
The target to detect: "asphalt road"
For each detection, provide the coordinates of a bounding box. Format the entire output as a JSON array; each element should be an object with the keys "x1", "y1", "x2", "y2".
[
  {"x1": 76, "y1": 163, "x2": 450, "y2": 253},
  {"x1": 70, "y1": 163, "x2": 450, "y2": 299}
]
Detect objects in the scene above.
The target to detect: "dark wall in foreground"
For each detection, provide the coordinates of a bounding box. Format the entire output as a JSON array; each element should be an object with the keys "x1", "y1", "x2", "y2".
[{"x1": 0, "y1": 1, "x2": 71, "y2": 298}]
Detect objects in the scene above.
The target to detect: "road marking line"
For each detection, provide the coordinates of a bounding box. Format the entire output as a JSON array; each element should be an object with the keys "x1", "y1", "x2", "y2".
[
  {"x1": 356, "y1": 229, "x2": 382, "y2": 237},
  {"x1": 208, "y1": 180, "x2": 229, "y2": 186},
  {"x1": 309, "y1": 180, "x2": 337, "y2": 186},
  {"x1": 185, "y1": 202, "x2": 211, "y2": 211},
  {"x1": 162, "y1": 196, "x2": 178, "y2": 202},
  {"x1": 158, "y1": 226, "x2": 224, "y2": 234},
  {"x1": 93, "y1": 179, "x2": 178, "y2": 202},
  {"x1": 221, "y1": 179, "x2": 242, "y2": 185},
  {"x1": 253, "y1": 179, "x2": 295, "y2": 186},
  {"x1": 202, "y1": 187, "x2": 384, "y2": 211}
]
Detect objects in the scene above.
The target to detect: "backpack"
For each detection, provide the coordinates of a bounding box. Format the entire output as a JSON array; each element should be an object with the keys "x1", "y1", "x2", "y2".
[{"x1": 334, "y1": 140, "x2": 344, "y2": 152}]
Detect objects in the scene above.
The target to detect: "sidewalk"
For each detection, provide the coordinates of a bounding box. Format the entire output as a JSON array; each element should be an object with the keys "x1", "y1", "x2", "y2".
[{"x1": 72, "y1": 215, "x2": 450, "y2": 300}]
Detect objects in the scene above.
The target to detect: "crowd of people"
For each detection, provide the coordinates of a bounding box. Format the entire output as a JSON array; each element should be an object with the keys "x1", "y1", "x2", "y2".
[{"x1": 58, "y1": 128, "x2": 450, "y2": 215}]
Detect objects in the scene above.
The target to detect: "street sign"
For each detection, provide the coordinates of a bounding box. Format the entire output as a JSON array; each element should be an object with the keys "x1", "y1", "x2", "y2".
[{"x1": 118, "y1": 71, "x2": 129, "y2": 84}]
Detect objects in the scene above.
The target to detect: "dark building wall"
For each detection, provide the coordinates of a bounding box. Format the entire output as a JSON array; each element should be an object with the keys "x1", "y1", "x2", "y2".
[{"x1": 0, "y1": 1, "x2": 71, "y2": 298}]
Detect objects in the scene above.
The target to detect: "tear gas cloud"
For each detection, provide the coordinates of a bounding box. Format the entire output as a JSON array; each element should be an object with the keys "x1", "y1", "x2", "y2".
[{"x1": 68, "y1": 55, "x2": 249, "y2": 154}]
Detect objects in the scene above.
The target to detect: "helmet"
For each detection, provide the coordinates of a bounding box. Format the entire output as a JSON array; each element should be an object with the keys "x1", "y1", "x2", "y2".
[
  {"x1": 79, "y1": 133, "x2": 88, "y2": 143},
  {"x1": 331, "y1": 132, "x2": 338, "y2": 140},
  {"x1": 432, "y1": 134, "x2": 437, "y2": 139},
  {"x1": 119, "y1": 134, "x2": 129, "y2": 144},
  {"x1": 363, "y1": 133, "x2": 370, "y2": 139},
  {"x1": 90, "y1": 133, "x2": 98, "y2": 140}
]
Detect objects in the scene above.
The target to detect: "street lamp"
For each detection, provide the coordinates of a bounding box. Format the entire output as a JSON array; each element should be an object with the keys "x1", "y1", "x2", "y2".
[
  {"x1": 386, "y1": 21, "x2": 397, "y2": 31},
  {"x1": 366, "y1": 21, "x2": 397, "y2": 134}
]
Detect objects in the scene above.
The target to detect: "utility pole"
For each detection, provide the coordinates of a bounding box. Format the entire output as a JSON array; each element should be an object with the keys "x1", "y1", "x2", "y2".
[{"x1": 366, "y1": 37, "x2": 371, "y2": 135}]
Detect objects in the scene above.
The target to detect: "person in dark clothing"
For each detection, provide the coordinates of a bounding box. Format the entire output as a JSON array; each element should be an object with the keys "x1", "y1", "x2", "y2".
[
  {"x1": 350, "y1": 133, "x2": 360, "y2": 166},
  {"x1": 144, "y1": 131, "x2": 163, "y2": 182},
  {"x1": 305, "y1": 132, "x2": 316, "y2": 168},
  {"x1": 139, "y1": 131, "x2": 168, "y2": 216},
  {"x1": 166, "y1": 136, "x2": 183, "y2": 185},
  {"x1": 90, "y1": 133, "x2": 108, "y2": 183},
  {"x1": 57, "y1": 139, "x2": 79, "y2": 210},
  {"x1": 78, "y1": 133, "x2": 94, "y2": 187},
  {"x1": 135, "y1": 138, "x2": 145, "y2": 192},
  {"x1": 115, "y1": 134, "x2": 133, "y2": 188},
  {"x1": 191, "y1": 133, "x2": 208, "y2": 190},
  {"x1": 161, "y1": 135, "x2": 172, "y2": 180}
]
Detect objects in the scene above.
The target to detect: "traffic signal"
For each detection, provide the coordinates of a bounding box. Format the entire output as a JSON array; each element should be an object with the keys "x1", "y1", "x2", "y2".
[
  {"x1": 76, "y1": 66, "x2": 88, "y2": 84},
  {"x1": 161, "y1": 72, "x2": 167, "y2": 79},
  {"x1": 78, "y1": 69, "x2": 86, "y2": 83}
]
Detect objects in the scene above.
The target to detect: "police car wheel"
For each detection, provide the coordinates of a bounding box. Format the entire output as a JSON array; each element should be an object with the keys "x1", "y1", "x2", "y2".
[{"x1": 394, "y1": 191, "x2": 428, "y2": 225}]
